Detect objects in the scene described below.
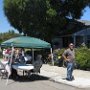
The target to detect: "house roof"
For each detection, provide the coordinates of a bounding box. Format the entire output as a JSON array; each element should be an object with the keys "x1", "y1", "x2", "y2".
[
  {"x1": 77, "y1": 20, "x2": 90, "y2": 26},
  {"x1": 73, "y1": 27, "x2": 90, "y2": 36},
  {"x1": 58, "y1": 19, "x2": 90, "y2": 37}
]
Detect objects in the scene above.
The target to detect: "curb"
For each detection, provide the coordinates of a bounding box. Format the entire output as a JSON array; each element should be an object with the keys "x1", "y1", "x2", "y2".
[{"x1": 40, "y1": 70, "x2": 90, "y2": 89}]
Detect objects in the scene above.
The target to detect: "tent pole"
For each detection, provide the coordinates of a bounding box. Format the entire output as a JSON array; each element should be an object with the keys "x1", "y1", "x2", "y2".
[
  {"x1": 32, "y1": 49, "x2": 34, "y2": 64},
  {"x1": 10, "y1": 46, "x2": 14, "y2": 66},
  {"x1": 6, "y1": 46, "x2": 14, "y2": 85},
  {"x1": 73, "y1": 35, "x2": 76, "y2": 47},
  {"x1": 50, "y1": 48, "x2": 54, "y2": 66}
]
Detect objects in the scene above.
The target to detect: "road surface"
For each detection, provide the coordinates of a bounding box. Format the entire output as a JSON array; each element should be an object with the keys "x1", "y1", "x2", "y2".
[{"x1": 0, "y1": 74, "x2": 89, "y2": 90}]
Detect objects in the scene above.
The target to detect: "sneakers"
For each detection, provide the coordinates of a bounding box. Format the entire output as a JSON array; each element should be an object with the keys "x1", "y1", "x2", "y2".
[
  {"x1": 66, "y1": 78, "x2": 73, "y2": 81},
  {"x1": 71, "y1": 76, "x2": 75, "y2": 80},
  {"x1": 66, "y1": 76, "x2": 75, "y2": 81}
]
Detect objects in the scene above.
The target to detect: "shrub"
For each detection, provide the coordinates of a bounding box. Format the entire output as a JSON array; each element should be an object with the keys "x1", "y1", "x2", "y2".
[
  {"x1": 75, "y1": 48, "x2": 90, "y2": 70},
  {"x1": 55, "y1": 48, "x2": 90, "y2": 70},
  {"x1": 53, "y1": 49, "x2": 65, "y2": 66}
]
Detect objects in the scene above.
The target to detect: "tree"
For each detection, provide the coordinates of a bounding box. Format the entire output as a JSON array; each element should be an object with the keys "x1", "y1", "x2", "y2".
[
  {"x1": 4, "y1": 0, "x2": 46, "y2": 36},
  {"x1": 49, "y1": 0, "x2": 90, "y2": 19},
  {"x1": 4, "y1": 0, "x2": 90, "y2": 43},
  {"x1": 0, "y1": 30, "x2": 20, "y2": 43}
]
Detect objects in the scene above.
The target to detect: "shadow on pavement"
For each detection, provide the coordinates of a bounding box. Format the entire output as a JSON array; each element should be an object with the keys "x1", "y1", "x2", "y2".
[{"x1": 10, "y1": 74, "x2": 49, "y2": 82}]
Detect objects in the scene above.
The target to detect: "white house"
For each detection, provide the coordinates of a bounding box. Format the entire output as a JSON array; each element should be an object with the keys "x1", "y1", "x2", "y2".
[{"x1": 53, "y1": 20, "x2": 90, "y2": 48}]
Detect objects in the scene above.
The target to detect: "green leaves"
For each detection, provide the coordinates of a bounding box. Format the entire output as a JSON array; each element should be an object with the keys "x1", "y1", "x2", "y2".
[
  {"x1": 0, "y1": 30, "x2": 20, "y2": 43},
  {"x1": 4, "y1": 0, "x2": 46, "y2": 35},
  {"x1": 47, "y1": 8, "x2": 57, "y2": 17},
  {"x1": 3, "y1": 0, "x2": 90, "y2": 43},
  {"x1": 76, "y1": 48, "x2": 90, "y2": 70}
]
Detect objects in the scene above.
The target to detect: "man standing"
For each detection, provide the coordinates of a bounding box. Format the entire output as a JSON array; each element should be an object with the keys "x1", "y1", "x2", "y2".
[{"x1": 63, "y1": 43, "x2": 75, "y2": 81}]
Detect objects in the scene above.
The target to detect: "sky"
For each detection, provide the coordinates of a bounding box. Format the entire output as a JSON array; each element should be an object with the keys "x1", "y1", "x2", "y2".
[
  {"x1": 0, "y1": 0, "x2": 90, "y2": 33},
  {"x1": 0, "y1": 0, "x2": 18, "y2": 33}
]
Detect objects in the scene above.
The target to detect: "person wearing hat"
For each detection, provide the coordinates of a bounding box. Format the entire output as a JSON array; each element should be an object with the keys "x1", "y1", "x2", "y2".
[{"x1": 62, "y1": 43, "x2": 75, "y2": 81}]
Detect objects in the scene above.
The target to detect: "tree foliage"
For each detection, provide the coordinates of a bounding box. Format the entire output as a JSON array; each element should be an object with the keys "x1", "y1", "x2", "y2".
[
  {"x1": 0, "y1": 30, "x2": 20, "y2": 43},
  {"x1": 50, "y1": 0, "x2": 90, "y2": 19},
  {"x1": 4, "y1": 0, "x2": 46, "y2": 36},
  {"x1": 4, "y1": 0, "x2": 90, "y2": 42}
]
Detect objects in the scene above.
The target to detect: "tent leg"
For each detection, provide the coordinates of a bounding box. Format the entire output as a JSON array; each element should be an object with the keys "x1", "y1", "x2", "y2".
[
  {"x1": 6, "y1": 46, "x2": 14, "y2": 85},
  {"x1": 73, "y1": 36, "x2": 76, "y2": 47},
  {"x1": 50, "y1": 48, "x2": 54, "y2": 66},
  {"x1": 32, "y1": 49, "x2": 34, "y2": 64},
  {"x1": 10, "y1": 47, "x2": 14, "y2": 66}
]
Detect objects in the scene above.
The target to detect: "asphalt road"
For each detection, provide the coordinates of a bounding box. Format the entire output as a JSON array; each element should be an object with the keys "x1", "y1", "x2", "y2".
[{"x1": 0, "y1": 74, "x2": 89, "y2": 90}]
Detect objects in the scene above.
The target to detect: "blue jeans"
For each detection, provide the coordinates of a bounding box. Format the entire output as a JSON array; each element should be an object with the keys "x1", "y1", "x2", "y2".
[{"x1": 67, "y1": 62, "x2": 74, "y2": 80}]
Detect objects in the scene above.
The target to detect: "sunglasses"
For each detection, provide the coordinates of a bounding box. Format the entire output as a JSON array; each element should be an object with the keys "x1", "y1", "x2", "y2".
[{"x1": 70, "y1": 44, "x2": 74, "y2": 46}]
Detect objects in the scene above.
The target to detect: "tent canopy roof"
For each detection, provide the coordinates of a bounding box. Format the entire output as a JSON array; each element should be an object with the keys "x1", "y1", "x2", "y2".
[{"x1": 1, "y1": 36, "x2": 51, "y2": 48}]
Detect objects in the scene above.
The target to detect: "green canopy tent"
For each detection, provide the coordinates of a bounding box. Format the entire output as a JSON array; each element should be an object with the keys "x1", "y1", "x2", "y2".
[
  {"x1": 1, "y1": 36, "x2": 51, "y2": 48},
  {"x1": 1, "y1": 36, "x2": 54, "y2": 65}
]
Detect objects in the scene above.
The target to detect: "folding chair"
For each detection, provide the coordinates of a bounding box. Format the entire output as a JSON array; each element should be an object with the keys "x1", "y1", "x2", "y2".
[
  {"x1": 0, "y1": 61, "x2": 11, "y2": 85},
  {"x1": 0, "y1": 61, "x2": 8, "y2": 79},
  {"x1": 33, "y1": 55, "x2": 43, "y2": 73}
]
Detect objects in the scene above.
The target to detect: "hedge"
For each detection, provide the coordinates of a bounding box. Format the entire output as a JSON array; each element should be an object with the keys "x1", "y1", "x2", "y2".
[
  {"x1": 75, "y1": 48, "x2": 90, "y2": 70},
  {"x1": 54, "y1": 47, "x2": 90, "y2": 70}
]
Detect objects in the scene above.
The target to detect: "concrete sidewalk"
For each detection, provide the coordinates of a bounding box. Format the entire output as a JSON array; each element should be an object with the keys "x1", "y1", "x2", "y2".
[{"x1": 40, "y1": 64, "x2": 90, "y2": 89}]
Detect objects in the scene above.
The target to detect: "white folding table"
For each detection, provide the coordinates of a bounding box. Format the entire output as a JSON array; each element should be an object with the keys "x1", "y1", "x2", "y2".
[{"x1": 12, "y1": 63, "x2": 34, "y2": 76}]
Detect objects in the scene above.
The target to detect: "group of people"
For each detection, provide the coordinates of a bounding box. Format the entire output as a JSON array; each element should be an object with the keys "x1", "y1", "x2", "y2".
[
  {"x1": 1, "y1": 43, "x2": 75, "y2": 81},
  {"x1": 0, "y1": 47, "x2": 43, "y2": 79},
  {"x1": 2, "y1": 48, "x2": 11, "y2": 61},
  {"x1": 2, "y1": 48, "x2": 32, "y2": 64},
  {"x1": 0, "y1": 48, "x2": 32, "y2": 78}
]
